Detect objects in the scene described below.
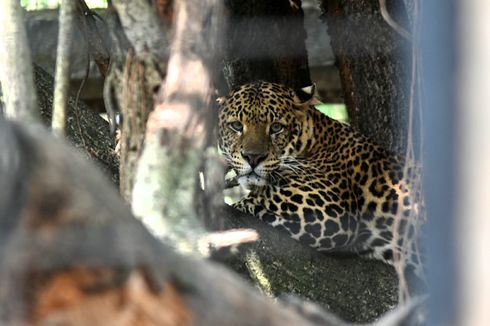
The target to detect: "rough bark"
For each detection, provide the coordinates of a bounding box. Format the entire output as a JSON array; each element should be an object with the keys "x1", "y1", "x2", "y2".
[
  {"x1": 76, "y1": 0, "x2": 111, "y2": 77},
  {"x1": 222, "y1": 0, "x2": 312, "y2": 92},
  {"x1": 112, "y1": 0, "x2": 169, "y2": 64},
  {"x1": 217, "y1": 205, "x2": 398, "y2": 322},
  {"x1": 34, "y1": 64, "x2": 119, "y2": 184},
  {"x1": 152, "y1": 0, "x2": 175, "y2": 33},
  {"x1": 320, "y1": 0, "x2": 411, "y2": 155},
  {"x1": 122, "y1": 0, "x2": 224, "y2": 248},
  {"x1": 109, "y1": 0, "x2": 168, "y2": 201},
  {"x1": 116, "y1": 49, "x2": 159, "y2": 201}
]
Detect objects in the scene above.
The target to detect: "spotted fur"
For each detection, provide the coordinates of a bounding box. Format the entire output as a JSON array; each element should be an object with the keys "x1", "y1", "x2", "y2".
[{"x1": 218, "y1": 81, "x2": 424, "y2": 280}]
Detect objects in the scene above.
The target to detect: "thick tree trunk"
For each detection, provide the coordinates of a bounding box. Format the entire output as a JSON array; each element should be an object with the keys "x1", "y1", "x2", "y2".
[
  {"x1": 109, "y1": 1, "x2": 168, "y2": 201},
  {"x1": 320, "y1": 0, "x2": 411, "y2": 155},
  {"x1": 116, "y1": 50, "x2": 161, "y2": 201},
  {"x1": 114, "y1": 0, "x2": 226, "y2": 249},
  {"x1": 222, "y1": 0, "x2": 312, "y2": 92}
]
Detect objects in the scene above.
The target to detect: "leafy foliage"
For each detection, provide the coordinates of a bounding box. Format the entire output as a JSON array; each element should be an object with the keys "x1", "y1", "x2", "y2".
[{"x1": 315, "y1": 103, "x2": 349, "y2": 123}]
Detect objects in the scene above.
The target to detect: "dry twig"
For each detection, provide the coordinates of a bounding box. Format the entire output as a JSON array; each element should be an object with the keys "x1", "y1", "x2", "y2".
[{"x1": 379, "y1": 0, "x2": 412, "y2": 41}]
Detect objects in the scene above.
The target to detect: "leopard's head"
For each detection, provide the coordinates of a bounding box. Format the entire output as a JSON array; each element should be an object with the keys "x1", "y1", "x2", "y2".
[{"x1": 218, "y1": 81, "x2": 316, "y2": 189}]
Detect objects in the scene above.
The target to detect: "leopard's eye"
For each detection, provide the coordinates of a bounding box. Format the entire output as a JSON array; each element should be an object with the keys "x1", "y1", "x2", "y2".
[
  {"x1": 229, "y1": 121, "x2": 243, "y2": 132},
  {"x1": 270, "y1": 122, "x2": 284, "y2": 134}
]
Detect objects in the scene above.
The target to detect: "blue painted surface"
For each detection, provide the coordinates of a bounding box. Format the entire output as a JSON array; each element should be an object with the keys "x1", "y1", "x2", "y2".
[{"x1": 420, "y1": 0, "x2": 457, "y2": 324}]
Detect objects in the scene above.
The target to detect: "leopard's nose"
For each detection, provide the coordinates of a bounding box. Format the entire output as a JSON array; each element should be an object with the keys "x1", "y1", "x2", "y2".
[{"x1": 241, "y1": 151, "x2": 267, "y2": 169}]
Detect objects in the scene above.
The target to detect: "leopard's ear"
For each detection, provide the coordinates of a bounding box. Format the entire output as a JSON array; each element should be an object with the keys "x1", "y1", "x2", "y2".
[
  {"x1": 301, "y1": 84, "x2": 316, "y2": 97},
  {"x1": 294, "y1": 83, "x2": 320, "y2": 108}
]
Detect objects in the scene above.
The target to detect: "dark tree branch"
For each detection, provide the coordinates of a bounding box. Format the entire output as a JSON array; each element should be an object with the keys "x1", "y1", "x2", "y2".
[
  {"x1": 117, "y1": 49, "x2": 159, "y2": 200},
  {"x1": 76, "y1": 0, "x2": 111, "y2": 77},
  {"x1": 34, "y1": 64, "x2": 119, "y2": 184},
  {"x1": 321, "y1": 0, "x2": 411, "y2": 155},
  {"x1": 222, "y1": 0, "x2": 312, "y2": 92},
  {"x1": 218, "y1": 205, "x2": 398, "y2": 322},
  {"x1": 102, "y1": 3, "x2": 131, "y2": 133},
  {"x1": 110, "y1": 0, "x2": 169, "y2": 200}
]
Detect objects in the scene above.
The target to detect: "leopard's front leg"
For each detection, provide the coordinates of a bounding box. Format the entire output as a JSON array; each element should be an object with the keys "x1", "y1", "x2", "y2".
[{"x1": 233, "y1": 188, "x2": 359, "y2": 252}]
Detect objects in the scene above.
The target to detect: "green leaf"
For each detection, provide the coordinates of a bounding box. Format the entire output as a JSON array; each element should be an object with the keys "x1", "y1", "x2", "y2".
[{"x1": 315, "y1": 103, "x2": 349, "y2": 124}]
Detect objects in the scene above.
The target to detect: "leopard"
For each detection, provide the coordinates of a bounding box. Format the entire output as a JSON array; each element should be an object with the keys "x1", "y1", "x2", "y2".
[{"x1": 218, "y1": 81, "x2": 425, "y2": 285}]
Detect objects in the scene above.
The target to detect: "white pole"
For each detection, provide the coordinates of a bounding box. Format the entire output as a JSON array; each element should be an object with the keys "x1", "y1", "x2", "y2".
[
  {"x1": 0, "y1": 0, "x2": 39, "y2": 123},
  {"x1": 457, "y1": 1, "x2": 490, "y2": 324}
]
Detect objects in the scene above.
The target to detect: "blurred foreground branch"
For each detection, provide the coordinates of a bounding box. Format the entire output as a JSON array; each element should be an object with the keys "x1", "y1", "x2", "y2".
[
  {"x1": 0, "y1": 119, "x2": 322, "y2": 325},
  {"x1": 127, "y1": 0, "x2": 224, "y2": 249}
]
